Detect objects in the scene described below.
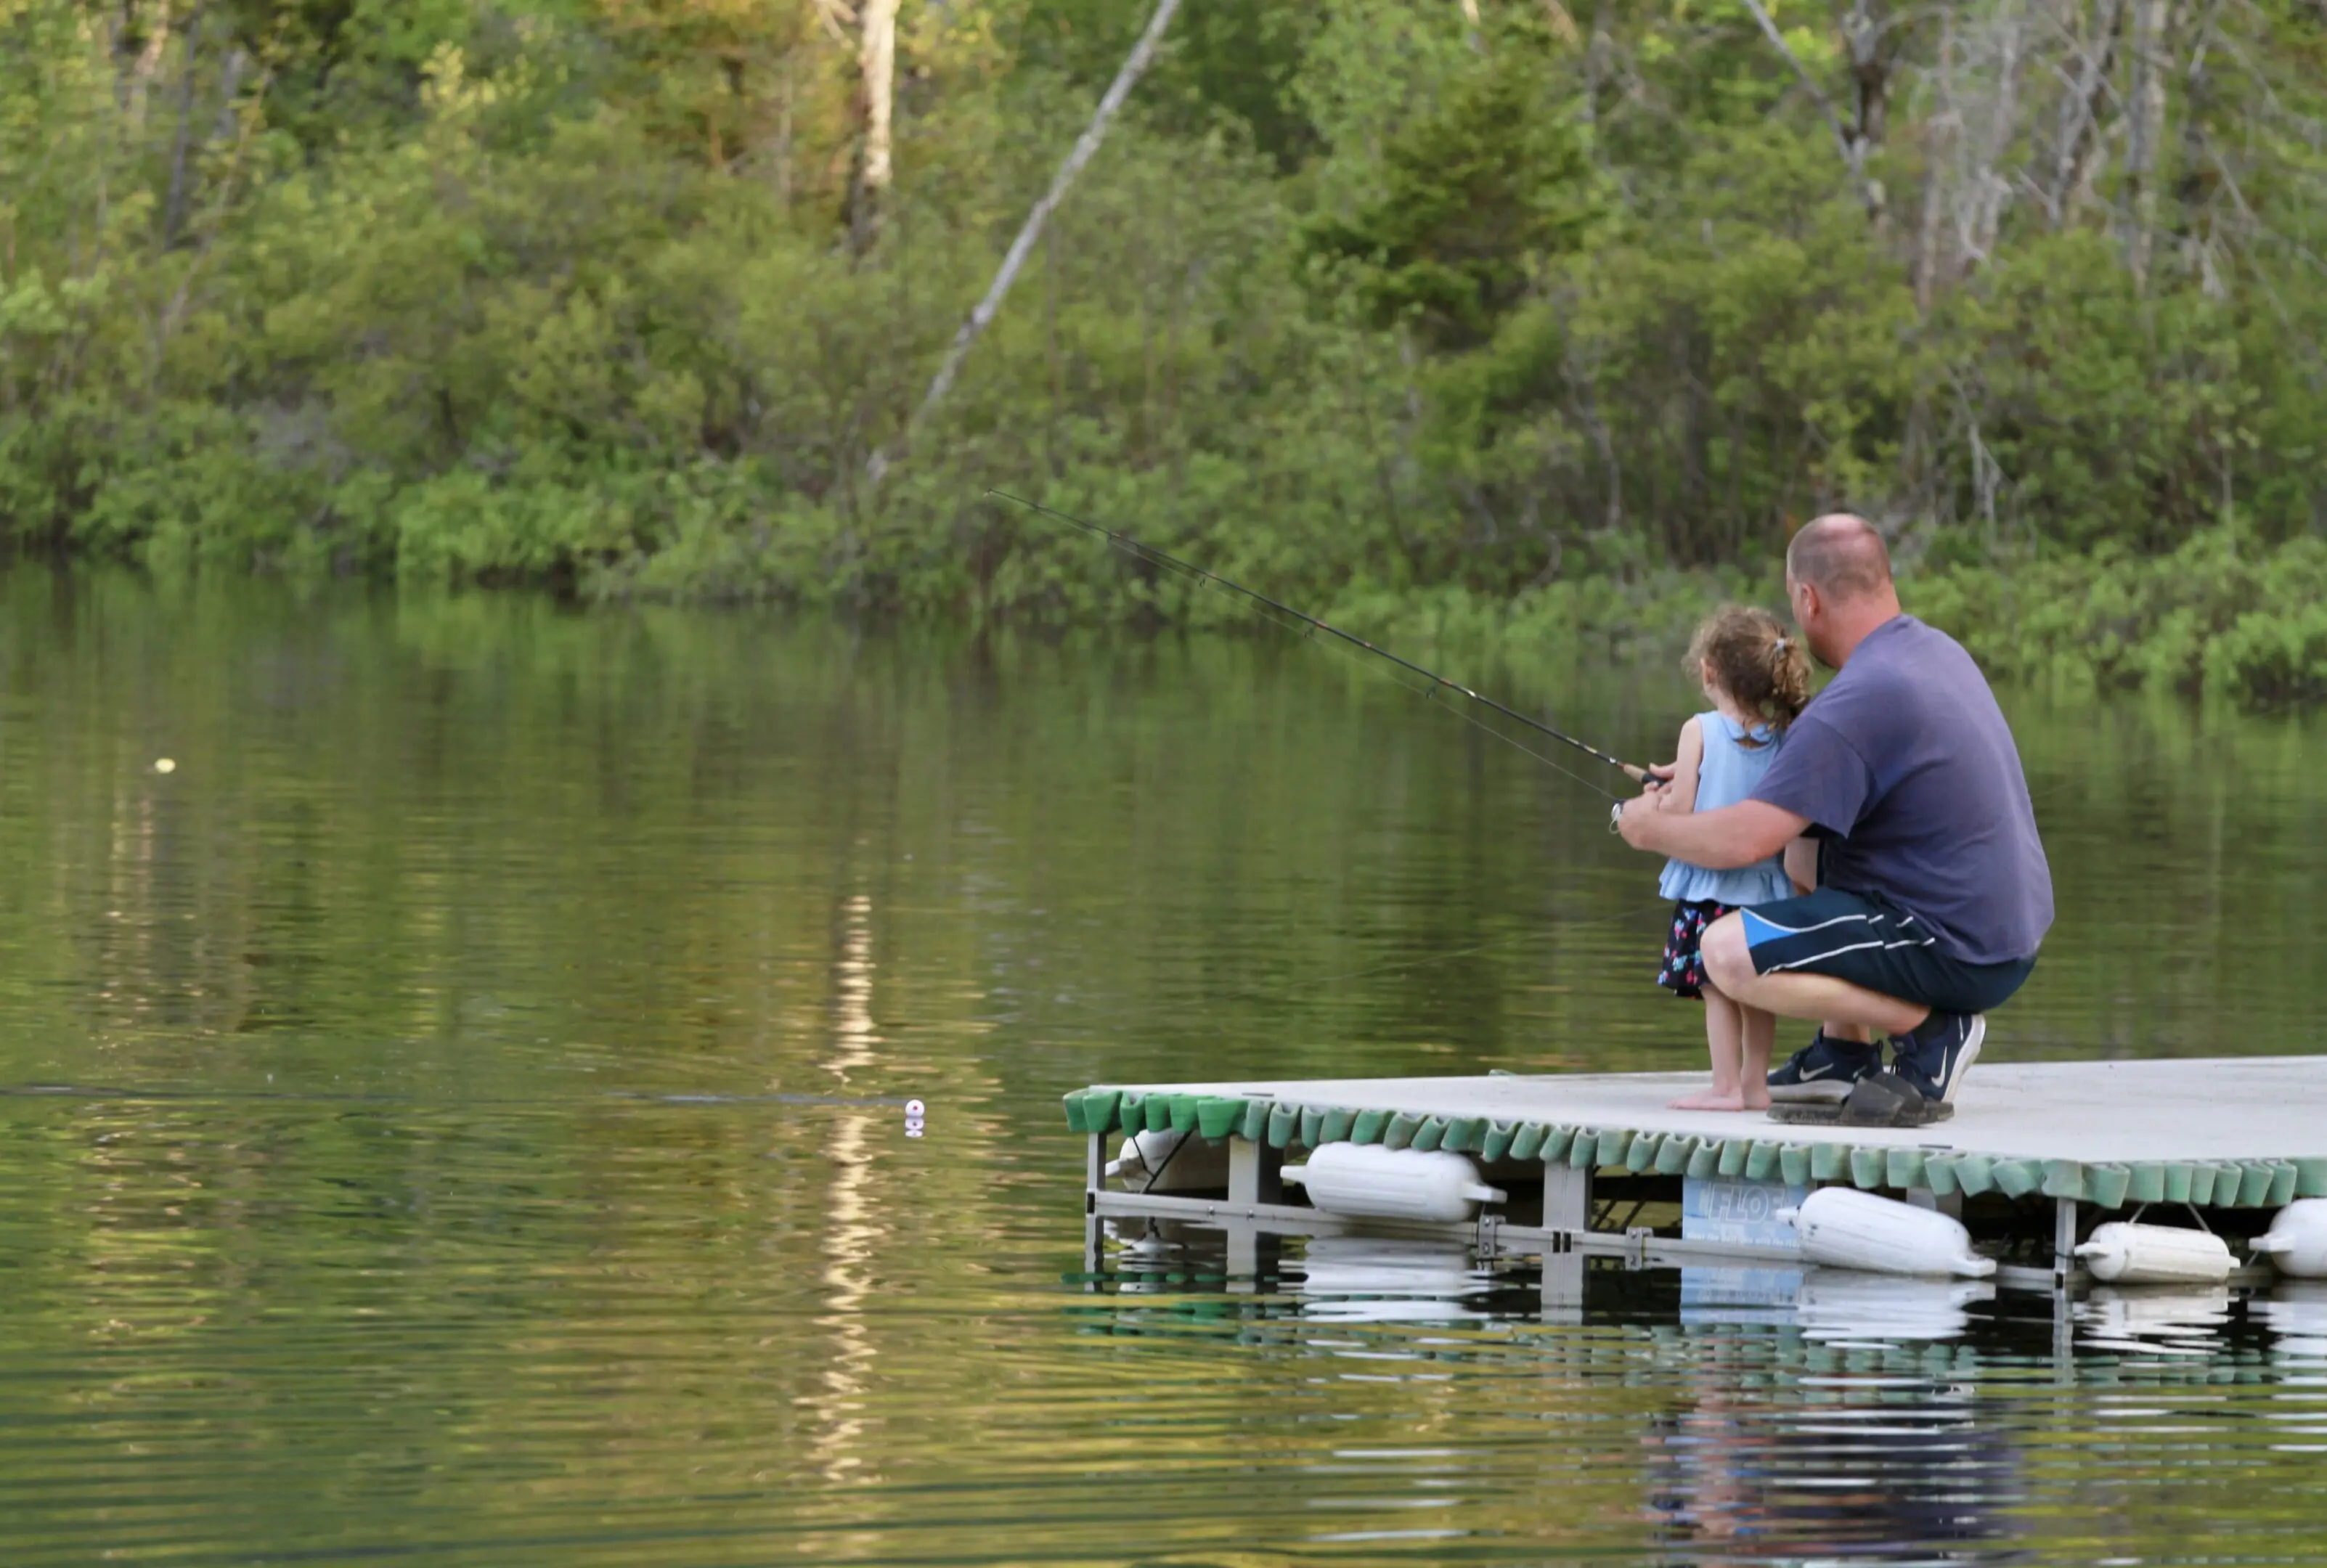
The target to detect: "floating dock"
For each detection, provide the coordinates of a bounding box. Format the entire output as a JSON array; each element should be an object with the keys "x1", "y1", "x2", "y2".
[{"x1": 1066, "y1": 1057, "x2": 2327, "y2": 1299}]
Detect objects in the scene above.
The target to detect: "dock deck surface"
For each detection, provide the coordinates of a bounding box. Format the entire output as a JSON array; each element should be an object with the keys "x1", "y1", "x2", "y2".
[{"x1": 1067, "y1": 1056, "x2": 2327, "y2": 1207}]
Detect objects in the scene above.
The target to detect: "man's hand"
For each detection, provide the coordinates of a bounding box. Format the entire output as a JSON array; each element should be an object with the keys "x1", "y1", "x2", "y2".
[{"x1": 1617, "y1": 792, "x2": 1665, "y2": 850}]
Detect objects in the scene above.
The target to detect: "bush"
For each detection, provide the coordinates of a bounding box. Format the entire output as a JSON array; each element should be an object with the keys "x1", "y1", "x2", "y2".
[
  {"x1": 1910, "y1": 532, "x2": 2327, "y2": 706},
  {"x1": 4, "y1": 0, "x2": 2326, "y2": 712}
]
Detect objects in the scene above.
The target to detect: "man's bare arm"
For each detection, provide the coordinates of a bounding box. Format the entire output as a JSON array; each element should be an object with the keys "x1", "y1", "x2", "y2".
[{"x1": 1618, "y1": 797, "x2": 1806, "y2": 868}]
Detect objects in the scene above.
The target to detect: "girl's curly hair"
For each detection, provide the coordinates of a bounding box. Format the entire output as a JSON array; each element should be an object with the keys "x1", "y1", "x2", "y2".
[{"x1": 1687, "y1": 605, "x2": 1810, "y2": 739}]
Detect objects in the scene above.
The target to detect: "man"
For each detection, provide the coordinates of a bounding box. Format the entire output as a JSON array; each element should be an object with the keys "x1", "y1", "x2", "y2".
[{"x1": 1616, "y1": 515, "x2": 2053, "y2": 1128}]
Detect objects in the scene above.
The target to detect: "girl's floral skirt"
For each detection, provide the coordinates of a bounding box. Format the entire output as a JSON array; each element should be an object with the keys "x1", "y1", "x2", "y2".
[{"x1": 1657, "y1": 899, "x2": 1738, "y2": 1000}]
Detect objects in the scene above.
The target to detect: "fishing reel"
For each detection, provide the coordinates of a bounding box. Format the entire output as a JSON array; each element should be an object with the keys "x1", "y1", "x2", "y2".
[{"x1": 1608, "y1": 775, "x2": 1663, "y2": 833}]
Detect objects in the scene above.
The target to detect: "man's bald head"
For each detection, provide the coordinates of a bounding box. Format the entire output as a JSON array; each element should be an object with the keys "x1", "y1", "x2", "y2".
[
  {"x1": 1782, "y1": 513, "x2": 1901, "y2": 669},
  {"x1": 1786, "y1": 514, "x2": 1893, "y2": 602}
]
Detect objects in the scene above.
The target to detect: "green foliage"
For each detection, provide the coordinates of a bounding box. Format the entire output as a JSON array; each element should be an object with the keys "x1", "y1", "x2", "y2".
[
  {"x1": 5, "y1": 0, "x2": 2327, "y2": 703},
  {"x1": 1910, "y1": 531, "x2": 2327, "y2": 706},
  {"x1": 1928, "y1": 232, "x2": 2263, "y2": 557},
  {"x1": 1303, "y1": 19, "x2": 1599, "y2": 350},
  {"x1": 1009, "y1": 0, "x2": 1326, "y2": 168}
]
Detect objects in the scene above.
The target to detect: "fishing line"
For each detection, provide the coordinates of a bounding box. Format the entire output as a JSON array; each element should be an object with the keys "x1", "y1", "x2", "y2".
[{"x1": 986, "y1": 491, "x2": 1660, "y2": 803}]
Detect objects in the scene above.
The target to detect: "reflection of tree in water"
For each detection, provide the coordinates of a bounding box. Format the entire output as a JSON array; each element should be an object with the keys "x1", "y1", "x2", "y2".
[{"x1": 1643, "y1": 1378, "x2": 2025, "y2": 1565}]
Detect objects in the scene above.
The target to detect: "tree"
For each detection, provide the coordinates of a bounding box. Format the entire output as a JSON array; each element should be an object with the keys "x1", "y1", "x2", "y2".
[{"x1": 1303, "y1": 23, "x2": 1597, "y2": 353}]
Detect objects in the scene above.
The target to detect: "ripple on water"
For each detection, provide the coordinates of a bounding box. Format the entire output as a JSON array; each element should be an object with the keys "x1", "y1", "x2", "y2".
[{"x1": 0, "y1": 579, "x2": 2322, "y2": 1562}]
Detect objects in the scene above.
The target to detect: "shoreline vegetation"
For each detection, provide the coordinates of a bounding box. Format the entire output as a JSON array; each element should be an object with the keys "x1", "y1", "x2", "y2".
[
  {"x1": 1351, "y1": 528, "x2": 2327, "y2": 708},
  {"x1": 5, "y1": 2, "x2": 2327, "y2": 706}
]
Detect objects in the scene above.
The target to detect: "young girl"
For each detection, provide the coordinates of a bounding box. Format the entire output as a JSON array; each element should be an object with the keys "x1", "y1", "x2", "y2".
[{"x1": 1655, "y1": 606, "x2": 1812, "y2": 1111}]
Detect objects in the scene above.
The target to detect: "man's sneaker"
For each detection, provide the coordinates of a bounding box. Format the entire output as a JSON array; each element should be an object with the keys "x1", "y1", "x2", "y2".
[
  {"x1": 1766, "y1": 1032, "x2": 1881, "y2": 1103},
  {"x1": 1836, "y1": 1069, "x2": 1952, "y2": 1128},
  {"x1": 1888, "y1": 1011, "x2": 1986, "y2": 1104}
]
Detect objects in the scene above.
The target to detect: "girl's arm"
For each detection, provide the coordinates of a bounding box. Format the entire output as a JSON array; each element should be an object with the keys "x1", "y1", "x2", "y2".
[{"x1": 1660, "y1": 717, "x2": 1705, "y2": 814}]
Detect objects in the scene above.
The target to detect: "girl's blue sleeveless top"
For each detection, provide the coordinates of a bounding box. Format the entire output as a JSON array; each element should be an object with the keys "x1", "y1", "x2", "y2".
[{"x1": 1658, "y1": 713, "x2": 1795, "y2": 907}]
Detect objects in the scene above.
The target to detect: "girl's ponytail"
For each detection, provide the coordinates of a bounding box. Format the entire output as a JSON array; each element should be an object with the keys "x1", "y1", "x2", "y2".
[
  {"x1": 1687, "y1": 605, "x2": 1811, "y2": 738},
  {"x1": 1761, "y1": 633, "x2": 1811, "y2": 731}
]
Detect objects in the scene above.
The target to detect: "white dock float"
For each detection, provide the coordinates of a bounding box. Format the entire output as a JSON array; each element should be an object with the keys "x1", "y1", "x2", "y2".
[{"x1": 1066, "y1": 1057, "x2": 2327, "y2": 1297}]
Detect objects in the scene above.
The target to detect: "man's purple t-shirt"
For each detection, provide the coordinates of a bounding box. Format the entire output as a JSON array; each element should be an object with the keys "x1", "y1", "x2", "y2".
[{"x1": 1749, "y1": 615, "x2": 2053, "y2": 965}]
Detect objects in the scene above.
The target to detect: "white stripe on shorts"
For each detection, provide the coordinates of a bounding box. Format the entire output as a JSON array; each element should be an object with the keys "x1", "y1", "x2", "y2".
[
  {"x1": 1754, "y1": 910, "x2": 1938, "y2": 973},
  {"x1": 1766, "y1": 938, "x2": 1887, "y2": 972},
  {"x1": 1743, "y1": 911, "x2": 1879, "y2": 939}
]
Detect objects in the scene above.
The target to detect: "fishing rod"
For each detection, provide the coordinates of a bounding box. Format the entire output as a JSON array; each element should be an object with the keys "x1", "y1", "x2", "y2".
[{"x1": 986, "y1": 489, "x2": 1664, "y2": 800}]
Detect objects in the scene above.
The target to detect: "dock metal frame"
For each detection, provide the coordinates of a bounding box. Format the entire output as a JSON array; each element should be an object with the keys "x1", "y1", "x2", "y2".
[{"x1": 1084, "y1": 1129, "x2": 2143, "y2": 1308}]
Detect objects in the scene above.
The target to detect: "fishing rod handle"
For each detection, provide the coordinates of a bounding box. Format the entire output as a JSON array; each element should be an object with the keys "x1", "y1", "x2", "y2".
[{"x1": 1610, "y1": 771, "x2": 1666, "y2": 832}]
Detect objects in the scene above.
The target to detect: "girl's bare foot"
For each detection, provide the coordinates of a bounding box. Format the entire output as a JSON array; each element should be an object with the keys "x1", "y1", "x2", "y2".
[
  {"x1": 1668, "y1": 1088, "x2": 1748, "y2": 1111},
  {"x1": 1740, "y1": 1087, "x2": 1771, "y2": 1111}
]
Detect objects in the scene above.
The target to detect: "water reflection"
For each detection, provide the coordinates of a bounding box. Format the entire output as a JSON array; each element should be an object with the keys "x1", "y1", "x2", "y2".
[
  {"x1": 1681, "y1": 1266, "x2": 1997, "y2": 1344},
  {"x1": 2256, "y1": 1284, "x2": 2327, "y2": 1452},
  {"x1": 2077, "y1": 1286, "x2": 2237, "y2": 1357},
  {"x1": 1295, "y1": 1237, "x2": 1496, "y2": 1323},
  {"x1": 2256, "y1": 1280, "x2": 2327, "y2": 1360},
  {"x1": 1645, "y1": 1376, "x2": 2024, "y2": 1564},
  {"x1": 1083, "y1": 1239, "x2": 2327, "y2": 1563},
  {"x1": 810, "y1": 891, "x2": 882, "y2": 1485},
  {"x1": 7, "y1": 576, "x2": 2327, "y2": 1563},
  {"x1": 1795, "y1": 1270, "x2": 2000, "y2": 1347},
  {"x1": 1091, "y1": 1251, "x2": 2042, "y2": 1564}
]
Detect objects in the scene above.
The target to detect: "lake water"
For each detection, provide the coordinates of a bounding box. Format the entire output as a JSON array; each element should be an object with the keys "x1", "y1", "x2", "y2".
[{"x1": 1, "y1": 571, "x2": 2323, "y2": 1565}]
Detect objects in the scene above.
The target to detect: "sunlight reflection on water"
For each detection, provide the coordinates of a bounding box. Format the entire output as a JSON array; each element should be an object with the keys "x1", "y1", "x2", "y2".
[{"x1": 0, "y1": 575, "x2": 2321, "y2": 1563}]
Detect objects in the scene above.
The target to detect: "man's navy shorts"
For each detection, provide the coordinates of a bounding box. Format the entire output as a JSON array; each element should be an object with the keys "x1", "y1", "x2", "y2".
[{"x1": 1737, "y1": 888, "x2": 2034, "y2": 1015}]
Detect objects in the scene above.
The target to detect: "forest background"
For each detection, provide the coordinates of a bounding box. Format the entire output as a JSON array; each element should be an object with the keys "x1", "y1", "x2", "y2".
[{"x1": 7, "y1": 0, "x2": 2327, "y2": 701}]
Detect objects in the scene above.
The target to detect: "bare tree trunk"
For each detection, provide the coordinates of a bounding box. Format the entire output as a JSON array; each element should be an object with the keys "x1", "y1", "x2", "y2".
[
  {"x1": 1964, "y1": 3, "x2": 2024, "y2": 264},
  {"x1": 2124, "y1": 0, "x2": 2174, "y2": 287},
  {"x1": 1737, "y1": 0, "x2": 1887, "y2": 218},
  {"x1": 2044, "y1": 0, "x2": 2125, "y2": 226},
  {"x1": 872, "y1": 0, "x2": 1184, "y2": 483},
  {"x1": 810, "y1": 0, "x2": 855, "y2": 47},
  {"x1": 151, "y1": 51, "x2": 263, "y2": 384},
  {"x1": 1915, "y1": 13, "x2": 1954, "y2": 314},
  {"x1": 2175, "y1": 0, "x2": 2223, "y2": 295},
  {"x1": 849, "y1": 0, "x2": 899, "y2": 251},
  {"x1": 1846, "y1": 1, "x2": 1891, "y2": 159},
  {"x1": 1585, "y1": 0, "x2": 1610, "y2": 131},
  {"x1": 126, "y1": 1, "x2": 173, "y2": 131},
  {"x1": 1918, "y1": 0, "x2": 2029, "y2": 293},
  {"x1": 212, "y1": 49, "x2": 246, "y2": 144},
  {"x1": 775, "y1": 55, "x2": 796, "y2": 206},
  {"x1": 161, "y1": 0, "x2": 207, "y2": 250}
]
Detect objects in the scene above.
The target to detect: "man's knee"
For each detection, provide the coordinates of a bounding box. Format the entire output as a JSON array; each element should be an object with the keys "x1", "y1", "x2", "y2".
[{"x1": 1701, "y1": 912, "x2": 1757, "y2": 995}]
